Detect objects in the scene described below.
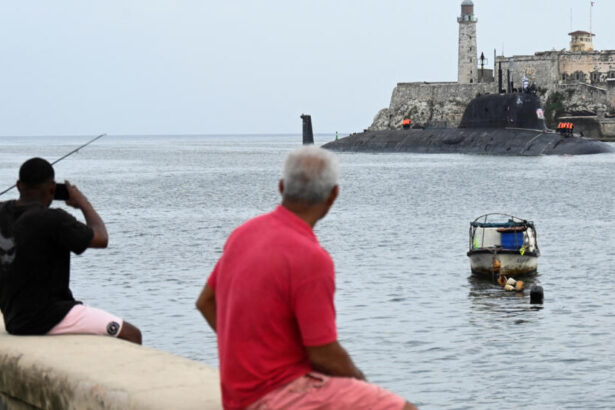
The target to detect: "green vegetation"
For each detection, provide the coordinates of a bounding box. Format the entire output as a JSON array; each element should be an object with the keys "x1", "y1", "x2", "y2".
[{"x1": 544, "y1": 92, "x2": 566, "y2": 128}]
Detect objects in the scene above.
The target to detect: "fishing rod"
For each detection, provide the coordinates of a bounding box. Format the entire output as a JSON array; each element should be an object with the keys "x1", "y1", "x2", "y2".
[{"x1": 0, "y1": 133, "x2": 107, "y2": 197}]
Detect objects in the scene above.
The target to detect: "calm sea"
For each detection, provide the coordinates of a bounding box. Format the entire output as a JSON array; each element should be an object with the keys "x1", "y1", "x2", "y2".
[{"x1": 1, "y1": 134, "x2": 614, "y2": 409}]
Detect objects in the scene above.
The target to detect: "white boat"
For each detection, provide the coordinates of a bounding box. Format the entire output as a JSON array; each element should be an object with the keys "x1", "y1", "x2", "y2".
[{"x1": 467, "y1": 213, "x2": 540, "y2": 277}]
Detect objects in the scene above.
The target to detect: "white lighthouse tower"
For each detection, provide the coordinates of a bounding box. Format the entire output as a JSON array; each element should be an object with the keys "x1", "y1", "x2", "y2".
[{"x1": 458, "y1": 0, "x2": 478, "y2": 84}]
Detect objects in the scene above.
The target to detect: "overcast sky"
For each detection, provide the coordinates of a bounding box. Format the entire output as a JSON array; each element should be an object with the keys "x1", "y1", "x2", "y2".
[{"x1": 0, "y1": 0, "x2": 611, "y2": 136}]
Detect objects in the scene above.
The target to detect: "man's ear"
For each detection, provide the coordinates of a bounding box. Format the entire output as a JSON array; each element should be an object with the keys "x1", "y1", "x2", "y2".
[
  {"x1": 45, "y1": 181, "x2": 56, "y2": 207},
  {"x1": 326, "y1": 185, "x2": 339, "y2": 207},
  {"x1": 278, "y1": 179, "x2": 284, "y2": 196}
]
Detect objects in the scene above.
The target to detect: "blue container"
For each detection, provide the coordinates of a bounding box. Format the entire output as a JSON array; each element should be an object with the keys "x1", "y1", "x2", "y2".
[{"x1": 501, "y1": 232, "x2": 524, "y2": 249}]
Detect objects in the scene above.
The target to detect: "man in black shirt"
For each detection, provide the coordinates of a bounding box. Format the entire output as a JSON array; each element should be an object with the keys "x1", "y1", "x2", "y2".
[{"x1": 0, "y1": 157, "x2": 141, "y2": 344}]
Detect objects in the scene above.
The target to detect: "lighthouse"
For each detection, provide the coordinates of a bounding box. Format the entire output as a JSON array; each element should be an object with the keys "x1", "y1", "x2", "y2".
[{"x1": 458, "y1": 0, "x2": 478, "y2": 84}]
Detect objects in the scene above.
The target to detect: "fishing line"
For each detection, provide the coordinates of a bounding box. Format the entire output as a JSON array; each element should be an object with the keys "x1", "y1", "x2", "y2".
[{"x1": 0, "y1": 133, "x2": 107, "y2": 197}]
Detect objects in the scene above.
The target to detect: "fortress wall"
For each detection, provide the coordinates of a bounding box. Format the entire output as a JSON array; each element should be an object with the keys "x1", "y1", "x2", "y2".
[
  {"x1": 608, "y1": 79, "x2": 615, "y2": 107},
  {"x1": 495, "y1": 51, "x2": 615, "y2": 89},
  {"x1": 559, "y1": 52, "x2": 615, "y2": 83},
  {"x1": 389, "y1": 82, "x2": 454, "y2": 108},
  {"x1": 558, "y1": 83, "x2": 609, "y2": 107},
  {"x1": 370, "y1": 82, "x2": 495, "y2": 130},
  {"x1": 600, "y1": 117, "x2": 615, "y2": 141},
  {"x1": 0, "y1": 313, "x2": 221, "y2": 410},
  {"x1": 495, "y1": 53, "x2": 560, "y2": 90},
  {"x1": 390, "y1": 82, "x2": 495, "y2": 111},
  {"x1": 494, "y1": 53, "x2": 615, "y2": 112}
]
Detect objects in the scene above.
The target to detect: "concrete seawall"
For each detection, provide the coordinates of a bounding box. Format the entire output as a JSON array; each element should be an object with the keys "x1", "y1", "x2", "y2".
[{"x1": 0, "y1": 313, "x2": 221, "y2": 410}]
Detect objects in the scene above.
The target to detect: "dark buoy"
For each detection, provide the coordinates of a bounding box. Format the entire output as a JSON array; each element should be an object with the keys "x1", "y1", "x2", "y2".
[
  {"x1": 530, "y1": 285, "x2": 544, "y2": 304},
  {"x1": 301, "y1": 114, "x2": 314, "y2": 145}
]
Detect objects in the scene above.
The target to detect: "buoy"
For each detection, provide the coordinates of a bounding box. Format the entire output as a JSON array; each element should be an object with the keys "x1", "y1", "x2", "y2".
[
  {"x1": 530, "y1": 285, "x2": 544, "y2": 304},
  {"x1": 495, "y1": 275, "x2": 525, "y2": 292}
]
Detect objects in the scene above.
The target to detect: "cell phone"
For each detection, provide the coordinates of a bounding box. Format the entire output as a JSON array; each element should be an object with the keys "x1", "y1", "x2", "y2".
[{"x1": 54, "y1": 183, "x2": 70, "y2": 201}]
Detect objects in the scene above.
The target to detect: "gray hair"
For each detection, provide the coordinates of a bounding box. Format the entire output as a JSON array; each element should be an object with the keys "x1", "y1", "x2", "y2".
[{"x1": 282, "y1": 145, "x2": 339, "y2": 204}]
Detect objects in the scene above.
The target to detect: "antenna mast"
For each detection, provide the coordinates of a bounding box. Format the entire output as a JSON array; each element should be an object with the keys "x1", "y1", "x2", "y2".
[{"x1": 590, "y1": 1, "x2": 594, "y2": 36}]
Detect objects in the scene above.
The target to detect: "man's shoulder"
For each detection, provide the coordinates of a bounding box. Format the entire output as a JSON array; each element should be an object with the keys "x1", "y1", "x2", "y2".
[
  {"x1": 232, "y1": 209, "x2": 278, "y2": 234},
  {"x1": 45, "y1": 207, "x2": 74, "y2": 218},
  {"x1": 0, "y1": 202, "x2": 11, "y2": 225},
  {"x1": 14, "y1": 207, "x2": 82, "y2": 235},
  {"x1": 0, "y1": 200, "x2": 16, "y2": 215},
  {"x1": 246, "y1": 210, "x2": 276, "y2": 225},
  {"x1": 303, "y1": 243, "x2": 334, "y2": 268},
  {"x1": 0, "y1": 201, "x2": 42, "y2": 226},
  {"x1": 18, "y1": 206, "x2": 71, "y2": 221}
]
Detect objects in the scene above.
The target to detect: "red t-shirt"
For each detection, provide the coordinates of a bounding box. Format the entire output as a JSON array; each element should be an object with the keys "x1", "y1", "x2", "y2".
[{"x1": 207, "y1": 205, "x2": 338, "y2": 409}]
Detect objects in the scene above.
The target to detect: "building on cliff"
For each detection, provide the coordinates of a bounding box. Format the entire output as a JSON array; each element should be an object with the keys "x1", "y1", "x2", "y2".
[
  {"x1": 370, "y1": 0, "x2": 615, "y2": 140},
  {"x1": 569, "y1": 30, "x2": 595, "y2": 52}
]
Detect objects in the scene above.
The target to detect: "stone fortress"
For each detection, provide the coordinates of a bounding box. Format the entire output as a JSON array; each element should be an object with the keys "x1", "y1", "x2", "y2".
[{"x1": 370, "y1": 0, "x2": 615, "y2": 140}]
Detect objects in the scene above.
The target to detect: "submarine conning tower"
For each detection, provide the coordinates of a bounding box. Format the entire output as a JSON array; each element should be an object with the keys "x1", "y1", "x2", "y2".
[{"x1": 458, "y1": 93, "x2": 547, "y2": 130}]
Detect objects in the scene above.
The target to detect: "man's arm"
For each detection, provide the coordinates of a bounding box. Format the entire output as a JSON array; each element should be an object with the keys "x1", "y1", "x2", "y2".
[
  {"x1": 65, "y1": 181, "x2": 108, "y2": 248},
  {"x1": 306, "y1": 340, "x2": 366, "y2": 380},
  {"x1": 308, "y1": 342, "x2": 419, "y2": 410},
  {"x1": 196, "y1": 283, "x2": 217, "y2": 332}
]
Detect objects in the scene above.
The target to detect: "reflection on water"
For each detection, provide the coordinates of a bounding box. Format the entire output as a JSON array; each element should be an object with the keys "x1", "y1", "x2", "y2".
[
  {"x1": 467, "y1": 274, "x2": 543, "y2": 316},
  {"x1": 0, "y1": 135, "x2": 614, "y2": 409}
]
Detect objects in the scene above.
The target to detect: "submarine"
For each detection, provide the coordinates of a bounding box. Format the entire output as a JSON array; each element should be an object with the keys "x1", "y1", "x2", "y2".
[{"x1": 320, "y1": 92, "x2": 614, "y2": 156}]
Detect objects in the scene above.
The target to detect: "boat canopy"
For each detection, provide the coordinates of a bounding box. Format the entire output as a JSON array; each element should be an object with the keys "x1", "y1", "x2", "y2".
[
  {"x1": 468, "y1": 213, "x2": 539, "y2": 253},
  {"x1": 470, "y1": 220, "x2": 530, "y2": 228},
  {"x1": 470, "y1": 213, "x2": 534, "y2": 229}
]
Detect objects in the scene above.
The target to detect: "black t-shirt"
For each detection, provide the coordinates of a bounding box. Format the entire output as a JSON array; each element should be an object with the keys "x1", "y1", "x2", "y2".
[{"x1": 0, "y1": 200, "x2": 94, "y2": 334}]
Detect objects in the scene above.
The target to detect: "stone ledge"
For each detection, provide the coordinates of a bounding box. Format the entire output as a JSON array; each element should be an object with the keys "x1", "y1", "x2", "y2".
[{"x1": 0, "y1": 314, "x2": 221, "y2": 410}]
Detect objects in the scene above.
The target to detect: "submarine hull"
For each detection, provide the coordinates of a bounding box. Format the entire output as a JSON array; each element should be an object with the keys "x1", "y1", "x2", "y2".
[{"x1": 322, "y1": 128, "x2": 614, "y2": 156}]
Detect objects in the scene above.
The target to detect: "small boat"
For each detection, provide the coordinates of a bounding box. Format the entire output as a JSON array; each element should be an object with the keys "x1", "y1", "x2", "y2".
[{"x1": 467, "y1": 213, "x2": 540, "y2": 277}]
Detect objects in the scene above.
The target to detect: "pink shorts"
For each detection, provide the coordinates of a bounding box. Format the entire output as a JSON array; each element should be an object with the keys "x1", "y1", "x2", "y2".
[
  {"x1": 246, "y1": 372, "x2": 407, "y2": 410},
  {"x1": 47, "y1": 304, "x2": 124, "y2": 337}
]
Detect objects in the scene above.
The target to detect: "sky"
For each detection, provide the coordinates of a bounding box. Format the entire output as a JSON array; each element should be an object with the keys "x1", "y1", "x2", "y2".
[{"x1": 0, "y1": 0, "x2": 612, "y2": 136}]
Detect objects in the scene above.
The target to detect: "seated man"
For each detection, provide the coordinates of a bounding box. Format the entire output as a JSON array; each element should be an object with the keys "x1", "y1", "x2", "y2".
[
  {"x1": 0, "y1": 157, "x2": 141, "y2": 344},
  {"x1": 197, "y1": 146, "x2": 417, "y2": 409}
]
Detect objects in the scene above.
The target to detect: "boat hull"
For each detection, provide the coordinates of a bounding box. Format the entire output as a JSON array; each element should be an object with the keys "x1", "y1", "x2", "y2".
[{"x1": 468, "y1": 250, "x2": 539, "y2": 277}]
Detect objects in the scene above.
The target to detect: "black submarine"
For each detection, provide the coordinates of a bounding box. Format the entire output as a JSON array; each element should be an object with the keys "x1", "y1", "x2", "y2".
[{"x1": 318, "y1": 92, "x2": 614, "y2": 156}]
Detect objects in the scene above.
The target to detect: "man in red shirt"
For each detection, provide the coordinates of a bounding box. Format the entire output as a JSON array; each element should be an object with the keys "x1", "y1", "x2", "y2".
[{"x1": 197, "y1": 146, "x2": 417, "y2": 410}]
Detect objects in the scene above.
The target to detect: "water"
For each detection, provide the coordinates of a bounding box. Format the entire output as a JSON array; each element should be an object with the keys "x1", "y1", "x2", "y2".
[{"x1": 1, "y1": 134, "x2": 614, "y2": 409}]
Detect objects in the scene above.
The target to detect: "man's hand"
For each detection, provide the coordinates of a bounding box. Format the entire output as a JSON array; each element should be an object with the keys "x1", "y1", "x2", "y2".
[
  {"x1": 196, "y1": 284, "x2": 217, "y2": 332},
  {"x1": 306, "y1": 341, "x2": 366, "y2": 380},
  {"x1": 64, "y1": 181, "x2": 90, "y2": 210},
  {"x1": 63, "y1": 180, "x2": 108, "y2": 248}
]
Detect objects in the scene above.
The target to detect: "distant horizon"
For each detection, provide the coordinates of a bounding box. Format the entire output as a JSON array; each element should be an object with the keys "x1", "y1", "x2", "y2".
[{"x1": 0, "y1": 132, "x2": 345, "y2": 138}]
